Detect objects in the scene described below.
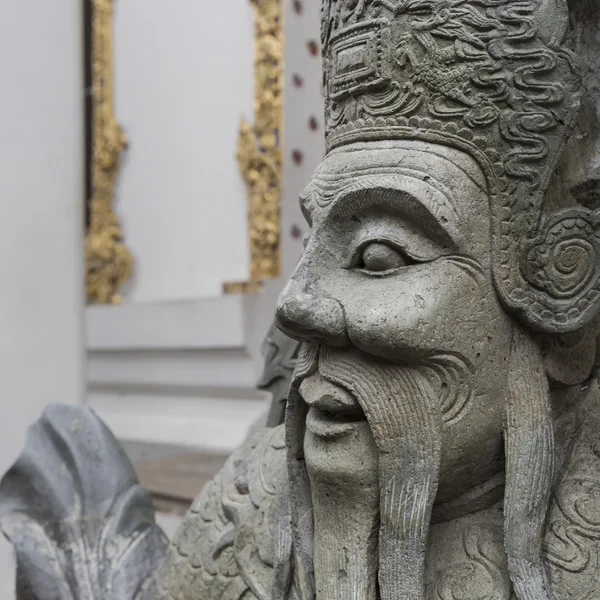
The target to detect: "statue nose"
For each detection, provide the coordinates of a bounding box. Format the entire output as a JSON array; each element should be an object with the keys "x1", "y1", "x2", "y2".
[{"x1": 275, "y1": 278, "x2": 350, "y2": 347}]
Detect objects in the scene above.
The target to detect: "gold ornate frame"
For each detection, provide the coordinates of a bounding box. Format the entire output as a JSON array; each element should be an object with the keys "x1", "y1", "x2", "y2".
[
  {"x1": 225, "y1": 0, "x2": 284, "y2": 294},
  {"x1": 84, "y1": 0, "x2": 282, "y2": 300},
  {"x1": 84, "y1": 0, "x2": 133, "y2": 304}
]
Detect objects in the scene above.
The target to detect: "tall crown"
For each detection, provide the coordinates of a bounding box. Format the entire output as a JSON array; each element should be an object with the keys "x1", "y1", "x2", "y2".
[{"x1": 320, "y1": 0, "x2": 600, "y2": 334}]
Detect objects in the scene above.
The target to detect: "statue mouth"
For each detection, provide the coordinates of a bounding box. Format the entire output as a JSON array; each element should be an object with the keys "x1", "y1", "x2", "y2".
[
  {"x1": 299, "y1": 371, "x2": 366, "y2": 438},
  {"x1": 305, "y1": 407, "x2": 366, "y2": 438}
]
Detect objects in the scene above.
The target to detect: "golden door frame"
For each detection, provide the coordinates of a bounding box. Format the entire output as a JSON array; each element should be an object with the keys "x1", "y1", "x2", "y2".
[
  {"x1": 85, "y1": 0, "x2": 132, "y2": 304},
  {"x1": 85, "y1": 0, "x2": 284, "y2": 302},
  {"x1": 225, "y1": 0, "x2": 284, "y2": 294}
]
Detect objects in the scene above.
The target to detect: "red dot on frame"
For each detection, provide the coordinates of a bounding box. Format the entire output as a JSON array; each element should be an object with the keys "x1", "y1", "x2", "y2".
[
  {"x1": 292, "y1": 150, "x2": 304, "y2": 165},
  {"x1": 292, "y1": 73, "x2": 304, "y2": 88},
  {"x1": 307, "y1": 40, "x2": 319, "y2": 57},
  {"x1": 293, "y1": 0, "x2": 303, "y2": 15}
]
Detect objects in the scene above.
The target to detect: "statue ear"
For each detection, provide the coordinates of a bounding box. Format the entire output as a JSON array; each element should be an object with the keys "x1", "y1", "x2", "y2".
[
  {"x1": 519, "y1": 207, "x2": 600, "y2": 334},
  {"x1": 534, "y1": 0, "x2": 569, "y2": 45},
  {"x1": 514, "y1": 0, "x2": 600, "y2": 335},
  {"x1": 541, "y1": 323, "x2": 598, "y2": 386}
]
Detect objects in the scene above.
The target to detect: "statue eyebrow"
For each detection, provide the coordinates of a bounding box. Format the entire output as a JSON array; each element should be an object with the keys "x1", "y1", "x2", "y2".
[
  {"x1": 309, "y1": 170, "x2": 461, "y2": 242},
  {"x1": 332, "y1": 184, "x2": 459, "y2": 248}
]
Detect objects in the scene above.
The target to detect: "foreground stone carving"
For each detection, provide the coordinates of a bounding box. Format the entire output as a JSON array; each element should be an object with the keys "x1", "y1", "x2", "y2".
[
  {"x1": 257, "y1": 322, "x2": 301, "y2": 427},
  {"x1": 0, "y1": 405, "x2": 167, "y2": 599},
  {"x1": 3, "y1": 0, "x2": 600, "y2": 598}
]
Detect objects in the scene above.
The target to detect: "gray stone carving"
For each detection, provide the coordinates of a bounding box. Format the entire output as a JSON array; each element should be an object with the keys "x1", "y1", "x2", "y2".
[
  {"x1": 0, "y1": 404, "x2": 168, "y2": 599},
  {"x1": 257, "y1": 322, "x2": 301, "y2": 427},
  {"x1": 158, "y1": 0, "x2": 600, "y2": 598},
  {"x1": 3, "y1": 0, "x2": 600, "y2": 599},
  {"x1": 155, "y1": 425, "x2": 289, "y2": 599}
]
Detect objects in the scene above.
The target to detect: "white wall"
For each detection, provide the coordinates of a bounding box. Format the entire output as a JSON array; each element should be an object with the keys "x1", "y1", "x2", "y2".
[
  {"x1": 0, "y1": 0, "x2": 85, "y2": 596},
  {"x1": 113, "y1": 0, "x2": 254, "y2": 303},
  {"x1": 87, "y1": 296, "x2": 269, "y2": 452}
]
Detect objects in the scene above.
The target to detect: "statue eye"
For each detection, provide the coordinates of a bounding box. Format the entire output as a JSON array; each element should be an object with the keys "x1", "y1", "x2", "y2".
[{"x1": 358, "y1": 242, "x2": 413, "y2": 272}]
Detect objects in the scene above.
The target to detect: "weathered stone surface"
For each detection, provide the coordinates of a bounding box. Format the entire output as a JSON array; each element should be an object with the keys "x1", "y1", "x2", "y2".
[
  {"x1": 257, "y1": 322, "x2": 300, "y2": 428},
  {"x1": 154, "y1": 425, "x2": 289, "y2": 600},
  {"x1": 0, "y1": 404, "x2": 168, "y2": 599},
  {"x1": 159, "y1": 1, "x2": 600, "y2": 598}
]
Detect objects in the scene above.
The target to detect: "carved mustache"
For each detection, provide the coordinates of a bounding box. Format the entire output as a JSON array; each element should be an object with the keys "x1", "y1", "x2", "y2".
[{"x1": 294, "y1": 344, "x2": 474, "y2": 428}]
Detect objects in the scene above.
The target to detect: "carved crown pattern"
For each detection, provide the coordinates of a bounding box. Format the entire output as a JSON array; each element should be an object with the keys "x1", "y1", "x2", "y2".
[{"x1": 319, "y1": 0, "x2": 599, "y2": 333}]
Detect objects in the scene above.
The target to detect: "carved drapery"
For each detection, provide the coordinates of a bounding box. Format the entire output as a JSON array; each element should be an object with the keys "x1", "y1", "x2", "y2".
[
  {"x1": 85, "y1": 0, "x2": 132, "y2": 304},
  {"x1": 225, "y1": 0, "x2": 284, "y2": 294}
]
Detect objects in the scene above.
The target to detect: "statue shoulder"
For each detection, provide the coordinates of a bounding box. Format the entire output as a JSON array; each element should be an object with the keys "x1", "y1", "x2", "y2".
[{"x1": 156, "y1": 425, "x2": 288, "y2": 600}]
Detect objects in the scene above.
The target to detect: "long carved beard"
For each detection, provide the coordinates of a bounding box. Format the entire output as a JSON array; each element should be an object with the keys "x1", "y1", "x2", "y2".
[
  {"x1": 283, "y1": 328, "x2": 556, "y2": 600},
  {"x1": 319, "y1": 348, "x2": 442, "y2": 600},
  {"x1": 504, "y1": 327, "x2": 556, "y2": 600},
  {"x1": 284, "y1": 345, "x2": 443, "y2": 600}
]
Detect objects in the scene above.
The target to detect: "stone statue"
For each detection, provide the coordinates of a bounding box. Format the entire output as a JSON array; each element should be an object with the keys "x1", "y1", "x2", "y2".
[
  {"x1": 2, "y1": 0, "x2": 600, "y2": 598},
  {"x1": 0, "y1": 404, "x2": 168, "y2": 599},
  {"x1": 257, "y1": 322, "x2": 301, "y2": 428}
]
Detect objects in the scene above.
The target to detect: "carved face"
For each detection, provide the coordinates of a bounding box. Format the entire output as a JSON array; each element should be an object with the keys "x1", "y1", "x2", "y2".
[
  {"x1": 277, "y1": 139, "x2": 514, "y2": 500},
  {"x1": 276, "y1": 139, "x2": 521, "y2": 597}
]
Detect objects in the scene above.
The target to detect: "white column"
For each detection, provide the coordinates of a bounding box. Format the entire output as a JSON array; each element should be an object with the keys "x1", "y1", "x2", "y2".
[{"x1": 0, "y1": 1, "x2": 85, "y2": 596}]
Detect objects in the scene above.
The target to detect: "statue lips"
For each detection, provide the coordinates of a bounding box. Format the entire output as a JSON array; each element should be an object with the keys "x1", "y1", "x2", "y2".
[{"x1": 299, "y1": 371, "x2": 366, "y2": 439}]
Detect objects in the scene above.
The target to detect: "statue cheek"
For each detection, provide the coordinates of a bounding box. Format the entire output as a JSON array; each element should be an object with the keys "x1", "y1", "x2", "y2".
[{"x1": 344, "y1": 267, "x2": 489, "y2": 359}]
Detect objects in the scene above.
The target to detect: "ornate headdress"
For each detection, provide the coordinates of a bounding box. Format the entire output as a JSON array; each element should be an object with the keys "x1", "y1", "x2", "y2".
[{"x1": 320, "y1": 0, "x2": 595, "y2": 334}]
